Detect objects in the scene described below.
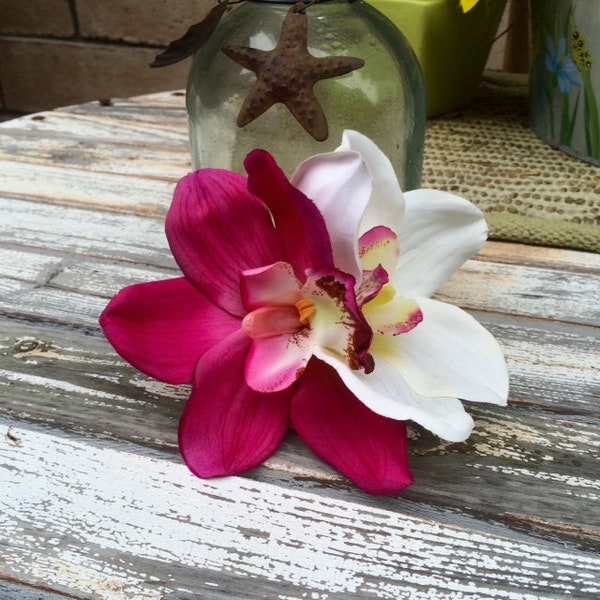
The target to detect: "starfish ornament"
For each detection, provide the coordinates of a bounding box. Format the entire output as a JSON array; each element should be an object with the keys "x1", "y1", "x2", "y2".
[{"x1": 222, "y1": 3, "x2": 365, "y2": 141}]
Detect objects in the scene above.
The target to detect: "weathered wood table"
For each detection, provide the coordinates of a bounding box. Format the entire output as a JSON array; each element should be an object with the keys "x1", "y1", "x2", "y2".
[{"x1": 1, "y1": 90, "x2": 599, "y2": 599}]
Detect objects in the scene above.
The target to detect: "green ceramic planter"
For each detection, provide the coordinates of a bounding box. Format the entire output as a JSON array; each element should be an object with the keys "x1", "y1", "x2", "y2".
[
  {"x1": 530, "y1": 0, "x2": 600, "y2": 166},
  {"x1": 368, "y1": 0, "x2": 507, "y2": 117}
]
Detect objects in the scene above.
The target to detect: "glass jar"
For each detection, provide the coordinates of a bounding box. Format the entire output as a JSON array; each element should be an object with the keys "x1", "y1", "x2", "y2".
[{"x1": 186, "y1": 0, "x2": 426, "y2": 189}]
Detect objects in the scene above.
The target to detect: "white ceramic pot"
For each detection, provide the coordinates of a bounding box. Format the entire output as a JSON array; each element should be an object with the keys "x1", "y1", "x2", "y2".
[{"x1": 530, "y1": 0, "x2": 600, "y2": 165}]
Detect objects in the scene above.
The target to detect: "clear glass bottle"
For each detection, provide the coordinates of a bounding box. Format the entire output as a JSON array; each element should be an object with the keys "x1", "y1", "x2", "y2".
[{"x1": 186, "y1": 0, "x2": 426, "y2": 190}]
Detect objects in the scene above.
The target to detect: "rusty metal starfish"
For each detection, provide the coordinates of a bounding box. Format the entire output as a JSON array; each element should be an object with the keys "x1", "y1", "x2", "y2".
[{"x1": 221, "y1": 2, "x2": 364, "y2": 141}]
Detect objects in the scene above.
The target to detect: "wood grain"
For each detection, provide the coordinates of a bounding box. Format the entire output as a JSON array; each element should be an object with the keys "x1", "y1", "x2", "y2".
[
  {"x1": 1, "y1": 92, "x2": 599, "y2": 599},
  {"x1": 2, "y1": 418, "x2": 599, "y2": 600}
]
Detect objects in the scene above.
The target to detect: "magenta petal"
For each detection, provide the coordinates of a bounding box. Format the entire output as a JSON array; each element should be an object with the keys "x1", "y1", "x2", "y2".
[
  {"x1": 291, "y1": 358, "x2": 414, "y2": 495},
  {"x1": 244, "y1": 150, "x2": 333, "y2": 278},
  {"x1": 100, "y1": 277, "x2": 239, "y2": 385},
  {"x1": 179, "y1": 329, "x2": 291, "y2": 478},
  {"x1": 166, "y1": 169, "x2": 284, "y2": 316}
]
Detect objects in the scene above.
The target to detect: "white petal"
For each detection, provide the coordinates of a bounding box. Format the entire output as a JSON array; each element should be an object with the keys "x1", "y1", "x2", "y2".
[
  {"x1": 292, "y1": 150, "x2": 371, "y2": 281},
  {"x1": 314, "y1": 347, "x2": 475, "y2": 442},
  {"x1": 395, "y1": 189, "x2": 488, "y2": 297},
  {"x1": 373, "y1": 297, "x2": 509, "y2": 406},
  {"x1": 337, "y1": 130, "x2": 405, "y2": 238}
]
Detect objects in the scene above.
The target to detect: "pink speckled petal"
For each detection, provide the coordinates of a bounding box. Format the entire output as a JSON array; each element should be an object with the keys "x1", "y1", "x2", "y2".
[
  {"x1": 244, "y1": 330, "x2": 313, "y2": 393},
  {"x1": 363, "y1": 286, "x2": 423, "y2": 336},
  {"x1": 358, "y1": 226, "x2": 399, "y2": 276}
]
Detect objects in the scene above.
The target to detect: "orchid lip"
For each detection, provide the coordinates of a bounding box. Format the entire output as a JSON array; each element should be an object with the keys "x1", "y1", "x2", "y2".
[
  {"x1": 242, "y1": 305, "x2": 304, "y2": 339},
  {"x1": 242, "y1": 298, "x2": 316, "y2": 339}
]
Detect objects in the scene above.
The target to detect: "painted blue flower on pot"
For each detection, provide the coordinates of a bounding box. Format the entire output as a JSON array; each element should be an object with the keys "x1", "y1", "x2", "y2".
[
  {"x1": 538, "y1": 30, "x2": 582, "y2": 146},
  {"x1": 530, "y1": 0, "x2": 599, "y2": 165},
  {"x1": 544, "y1": 34, "x2": 582, "y2": 94}
]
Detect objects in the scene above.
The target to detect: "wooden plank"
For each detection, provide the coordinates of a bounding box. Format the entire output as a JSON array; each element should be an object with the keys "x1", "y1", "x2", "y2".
[
  {"x1": 0, "y1": 132, "x2": 191, "y2": 180},
  {"x1": 405, "y1": 404, "x2": 600, "y2": 544},
  {"x1": 1, "y1": 315, "x2": 598, "y2": 549},
  {"x1": 476, "y1": 240, "x2": 600, "y2": 272},
  {"x1": 3, "y1": 254, "x2": 598, "y2": 337},
  {"x1": 436, "y1": 258, "x2": 600, "y2": 326},
  {"x1": 6, "y1": 198, "x2": 600, "y2": 331},
  {"x1": 0, "y1": 97, "x2": 188, "y2": 145},
  {"x1": 485, "y1": 319, "x2": 599, "y2": 414},
  {"x1": 0, "y1": 581, "x2": 77, "y2": 600},
  {"x1": 5, "y1": 318, "x2": 591, "y2": 557},
  {"x1": 0, "y1": 96, "x2": 191, "y2": 181},
  {"x1": 69, "y1": 90, "x2": 186, "y2": 112},
  {"x1": 0, "y1": 247, "x2": 177, "y2": 295},
  {"x1": 1, "y1": 194, "x2": 595, "y2": 274},
  {"x1": 3, "y1": 199, "x2": 599, "y2": 327},
  {"x1": 2, "y1": 416, "x2": 599, "y2": 599},
  {"x1": 1, "y1": 198, "x2": 173, "y2": 267},
  {"x1": 0, "y1": 320, "x2": 184, "y2": 449},
  {"x1": 0, "y1": 242, "x2": 597, "y2": 421},
  {"x1": 2, "y1": 256, "x2": 597, "y2": 416},
  {"x1": 0, "y1": 161, "x2": 177, "y2": 214}
]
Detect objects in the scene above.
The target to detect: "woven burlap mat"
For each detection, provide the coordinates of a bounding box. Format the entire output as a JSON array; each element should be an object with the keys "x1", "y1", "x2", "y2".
[{"x1": 422, "y1": 71, "x2": 600, "y2": 253}]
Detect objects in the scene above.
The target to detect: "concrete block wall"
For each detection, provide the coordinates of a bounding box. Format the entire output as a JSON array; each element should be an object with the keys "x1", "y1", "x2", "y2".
[
  {"x1": 0, "y1": 0, "x2": 510, "y2": 120},
  {"x1": 0, "y1": 0, "x2": 213, "y2": 117}
]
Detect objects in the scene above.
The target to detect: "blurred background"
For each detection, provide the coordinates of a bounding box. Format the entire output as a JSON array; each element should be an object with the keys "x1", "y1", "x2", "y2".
[{"x1": 0, "y1": 0, "x2": 523, "y2": 122}]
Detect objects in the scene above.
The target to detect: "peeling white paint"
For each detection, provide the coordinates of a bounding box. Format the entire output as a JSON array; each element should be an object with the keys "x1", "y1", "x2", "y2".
[
  {"x1": 1, "y1": 420, "x2": 599, "y2": 599},
  {"x1": 2, "y1": 91, "x2": 600, "y2": 600}
]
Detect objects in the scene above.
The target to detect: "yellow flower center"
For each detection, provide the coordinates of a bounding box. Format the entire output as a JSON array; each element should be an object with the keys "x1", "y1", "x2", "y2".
[{"x1": 295, "y1": 298, "x2": 316, "y2": 326}]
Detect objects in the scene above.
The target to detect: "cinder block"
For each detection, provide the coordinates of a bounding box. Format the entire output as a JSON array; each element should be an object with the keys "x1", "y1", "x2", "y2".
[
  {"x1": 76, "y1": 0, "x2": 214, "y2": 46},
  {"x1": 0, "y1": 38, "x2": 189, "y2": 112},
  {"x1": 0, "y1": 0, "x2": 75, "y2": 37}
]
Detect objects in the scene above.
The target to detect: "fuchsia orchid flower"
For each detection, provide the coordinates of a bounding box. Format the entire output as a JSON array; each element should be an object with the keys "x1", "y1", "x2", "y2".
[{"x1": 100, "y1": 131, "x2": 508, "y2": 495}]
